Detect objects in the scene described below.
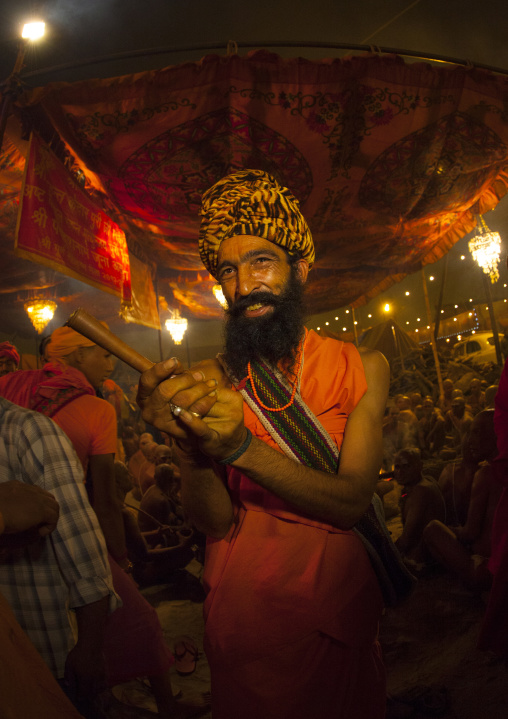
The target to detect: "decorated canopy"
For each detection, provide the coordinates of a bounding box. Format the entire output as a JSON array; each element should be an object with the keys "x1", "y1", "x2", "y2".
[{"x1": 1, "y1": 50, "x2": 508, "y2": 335}]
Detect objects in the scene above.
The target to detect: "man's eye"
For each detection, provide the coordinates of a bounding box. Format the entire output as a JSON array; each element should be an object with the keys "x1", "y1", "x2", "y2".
[{"x1": 219, "y1": 267, "x2": 234, "y2": 279}]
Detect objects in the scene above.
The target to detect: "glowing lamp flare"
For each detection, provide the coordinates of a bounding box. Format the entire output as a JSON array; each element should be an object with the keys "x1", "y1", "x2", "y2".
[
  {"x1": 469, "y1": 217, "x2": 501, "y2": 283},
  {"x1": 22, "y1": 22, "x2": 45, "y2": 40},
  {"x1": 24, "y1": 300, "x2": 56, "y2": 333},
  {"x1": 213, "y1": 284, "x2": 228, "y2": 309},
  {"x1": 165, "y1": 310, "x2": 188, "y2": 344}
]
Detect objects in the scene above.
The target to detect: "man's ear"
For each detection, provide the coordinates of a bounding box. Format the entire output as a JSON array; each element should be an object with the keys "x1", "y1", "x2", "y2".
[
  {"x1": 73, "y1": 347, "x2": 87, "y2": 365},
  {"x1": 294, "y1": 258, "x2": 309, "y2": 284}
]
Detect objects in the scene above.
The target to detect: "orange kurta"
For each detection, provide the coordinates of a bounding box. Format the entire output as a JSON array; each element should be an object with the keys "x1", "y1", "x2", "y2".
[{"x1": 203, "y1": 331, "x2": 385, "y2": 719}]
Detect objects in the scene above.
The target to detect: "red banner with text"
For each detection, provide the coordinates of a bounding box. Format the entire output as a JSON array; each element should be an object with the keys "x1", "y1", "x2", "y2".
[{"x1": 15, "y1": 133, "x2": 131, "y2": 302}]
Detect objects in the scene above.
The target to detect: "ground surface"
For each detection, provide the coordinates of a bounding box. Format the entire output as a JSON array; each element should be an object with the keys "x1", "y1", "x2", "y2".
[{"x1": 113, "y1": 517, "x2": 508, "y2": 718}]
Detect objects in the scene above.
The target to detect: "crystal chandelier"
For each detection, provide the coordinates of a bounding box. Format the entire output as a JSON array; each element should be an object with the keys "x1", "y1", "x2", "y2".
[
  {"x1": 468, "y1": 216, "x2": 502, "y2": 283},
  {"x1": 165, "y1": 308, "x2": 188, "y2": 344},
  {"x1": 212, "y1": 284, "x2": 228, "y2": 309},
  {"x1": 24, "y1": 299, "x2": 57, "y2": 333}
]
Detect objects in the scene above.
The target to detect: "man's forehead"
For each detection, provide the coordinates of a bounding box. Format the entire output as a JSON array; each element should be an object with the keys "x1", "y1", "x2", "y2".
[{"x1": 217, "y1": 234, "x2": 286, "y2": 263}]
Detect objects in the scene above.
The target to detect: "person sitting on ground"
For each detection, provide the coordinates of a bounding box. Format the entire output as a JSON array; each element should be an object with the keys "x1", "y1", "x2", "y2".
[
  {"x1": 382, "y1": 404, "x2": 411, "y2": 471},
  {"x1": 139, "y1": 463, "x2": 187, "y2": 532},
  {"x1": 466, "y1": 377, "x2": 486, "y2": 416},
  {"x1": 128, "y1": 431, "x2": 155, "y2": 494},
  {"x1": 393, "y1": 448, "x2": 446, "y2": 564},
  {"x1": 424, "y1": 410, "x2": 501, "y2": 591},
  {"x1": 418, "y1": 397, "x2": 446, "y2": 458},
  {"x1": 154, "y1": 442, "x2": 182, "y2": 479},
  {"x1": 0, "y1": 341, "x2": 20, "y2": 377},
  {"x1": 114, "y1": 462, "x2": 196, "y2": 588},
  {"x1": 438, "y1": 378, "x2": 455, "y2": 415},
  {"x1": 444, "y1": 394, "x2": 473, "y2": 455},
  {"x1": 484, "y1": 384, "x2": 498, "y2": 410},
  {"x1": 121, "y1": 423, "x2": 140, "y2": 461},
  {"x1": 438, "y1": 418, "x2": 491, "y2": 527},
  {"x1": 396, "y1": 395, "x2": 420, "y2": 447},
  {"x1": 410, "y1": 392, "x2": 424, "y2": 420}
]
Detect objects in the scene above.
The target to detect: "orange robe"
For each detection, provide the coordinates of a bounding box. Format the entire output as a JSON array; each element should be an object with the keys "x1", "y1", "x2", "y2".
[{"x1": 203, "y1": 331, "x2": 385, "y2": 719}]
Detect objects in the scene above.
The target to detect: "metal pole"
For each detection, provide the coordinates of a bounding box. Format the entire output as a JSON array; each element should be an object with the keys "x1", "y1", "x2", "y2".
[
  {"x1": 351, "y1": 306, "x2": 359, "y2": 346},
  {"x1": 482, "y1": 273, "x2": 503, "y2": 366},
  {"x1": 421, "y1": 268, "x2": 444, "y2": 400},
  {"x1": 433, "y1": 254, "x2": 448, "y2": 341}
]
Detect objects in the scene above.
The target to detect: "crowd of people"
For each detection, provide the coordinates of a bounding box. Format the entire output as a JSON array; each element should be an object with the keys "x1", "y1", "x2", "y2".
[{"x1": 0, "y1": 169, "x2": 508, "y2": 719}]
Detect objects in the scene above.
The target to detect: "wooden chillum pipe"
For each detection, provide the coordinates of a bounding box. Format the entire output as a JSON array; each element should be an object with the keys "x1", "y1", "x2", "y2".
[{"x1": 66, "y1": 308, "x2": 154, "y2": 373}]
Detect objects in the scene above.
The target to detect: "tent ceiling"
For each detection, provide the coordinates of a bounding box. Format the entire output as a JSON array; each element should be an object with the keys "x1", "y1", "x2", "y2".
[{"x1": 1, "y1": 50, "x2": 508, "y2": 337}]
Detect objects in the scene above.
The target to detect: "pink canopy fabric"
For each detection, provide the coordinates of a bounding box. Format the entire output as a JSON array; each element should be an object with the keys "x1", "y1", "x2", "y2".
[{"x1": 2, "y1": 50, "x2": 508, "y2": 322}]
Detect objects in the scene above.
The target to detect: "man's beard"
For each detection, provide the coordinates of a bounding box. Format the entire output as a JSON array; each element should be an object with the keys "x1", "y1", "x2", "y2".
[{"x1": 223, "y1": 266, "x2": 306, "y2": 380}]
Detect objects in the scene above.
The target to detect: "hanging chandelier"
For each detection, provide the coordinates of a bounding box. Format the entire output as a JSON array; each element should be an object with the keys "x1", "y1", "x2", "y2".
[
  {"x1": 468, "y1": 216, "x2": 502, "y2": 283},
  {"x1": 24, "y1": 299, "x2": 57, "y2": 333},
  {"x1": 212, "y1": 284, "x2": 228, "y2": 309},
  {"x1": 165, "y1": 308, "x2": 188, "y2": 344}
]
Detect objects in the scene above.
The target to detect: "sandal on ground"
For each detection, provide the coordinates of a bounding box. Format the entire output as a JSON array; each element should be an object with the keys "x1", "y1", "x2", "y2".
[{"x1": 174, "y1": 635, "x2": 199, "y2": 675}]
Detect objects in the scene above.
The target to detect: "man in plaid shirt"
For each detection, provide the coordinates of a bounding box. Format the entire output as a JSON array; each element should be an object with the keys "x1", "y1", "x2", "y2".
[{"x1": 0, "y1": 396, "x2": 119, "y2": 713}]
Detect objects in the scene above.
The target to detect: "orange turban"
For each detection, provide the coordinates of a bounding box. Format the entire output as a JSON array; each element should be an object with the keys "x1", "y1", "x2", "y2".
[
  {"x1": 46, "y1": 327, "x2": 96, "y2": 361},
  {"x1": 0, "y1": 342, "x2": 20, "y2": 366},
  {"x1": 199, "y1": 169, "x2": 315, "y2": 279}
]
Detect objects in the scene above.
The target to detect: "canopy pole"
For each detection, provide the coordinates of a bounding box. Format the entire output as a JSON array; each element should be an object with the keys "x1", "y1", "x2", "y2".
[
  {"x1": 433, "y1": 254, "x2": 448, "y2": 341},
  {"x1": 482, "y1": 273, "x2": 503, "y2": 366},
  {"x1": 351, "y1": 306, "x2": 359, "y2": 347},
  {"x1": 421, "y1": 268, "x2": 444, "y2": 401}
]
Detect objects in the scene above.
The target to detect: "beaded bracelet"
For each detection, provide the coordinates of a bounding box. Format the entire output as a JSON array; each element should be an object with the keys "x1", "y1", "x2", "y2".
[{"x1": 217, "y1": 428, "x2": 253, "y2": 465}]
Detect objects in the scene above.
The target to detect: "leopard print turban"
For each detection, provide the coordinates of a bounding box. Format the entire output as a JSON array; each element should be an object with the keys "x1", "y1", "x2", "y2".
[{"x1": 199, "y1": 169, "x2": 314, "y2": 278}]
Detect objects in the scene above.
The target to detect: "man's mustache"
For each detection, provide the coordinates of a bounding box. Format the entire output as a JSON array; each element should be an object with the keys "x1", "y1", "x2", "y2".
[{"x1": 227, "y1": 291, "x2": 283, "y2": 317}]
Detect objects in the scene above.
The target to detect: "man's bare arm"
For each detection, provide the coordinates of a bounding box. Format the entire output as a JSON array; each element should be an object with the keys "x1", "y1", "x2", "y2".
[
  {"x1": 0, "y1": 481, "x2": 59, "y2": 536},
  {"x1": 177, "y1": 348, "x2": 390, "y2": 530}
]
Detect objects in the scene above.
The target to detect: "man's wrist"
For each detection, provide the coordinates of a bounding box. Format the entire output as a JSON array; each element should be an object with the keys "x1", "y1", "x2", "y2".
[{"x1": 217, "y1": 428, "x2": 253, "y2": 465}]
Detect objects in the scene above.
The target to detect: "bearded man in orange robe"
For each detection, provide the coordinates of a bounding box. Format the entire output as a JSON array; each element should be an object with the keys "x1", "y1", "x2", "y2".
[{"x1": 138, "y1": 170, "x2": 390, "y2": 719}]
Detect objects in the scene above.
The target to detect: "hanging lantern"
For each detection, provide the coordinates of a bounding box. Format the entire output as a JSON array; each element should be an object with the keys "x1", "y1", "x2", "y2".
[
  {"x1": 468, "y1": 216, "x2": 502, "y2": 283},
  {"x1": 212, "y1": 284, "x2": 228, "y2": 309},
  {"x1": 24, "y1": 299, "x2": 57, "y2": 333},
  {"x1": 165, "y1": 308, "x2": 188, "y2": 344}
]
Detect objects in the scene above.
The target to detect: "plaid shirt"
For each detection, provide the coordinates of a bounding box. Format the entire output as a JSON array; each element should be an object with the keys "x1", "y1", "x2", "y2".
[{"x1": 0, "y1": 397, "x2": 119, "y2": 678}]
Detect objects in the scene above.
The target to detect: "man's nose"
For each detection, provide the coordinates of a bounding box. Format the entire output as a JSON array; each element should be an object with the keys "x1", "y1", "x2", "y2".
[{"x1": 236, "y1": 265, "x2": 261, "y2": 298}]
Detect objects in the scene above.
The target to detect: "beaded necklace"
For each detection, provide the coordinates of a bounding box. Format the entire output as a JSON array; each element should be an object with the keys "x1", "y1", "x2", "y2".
[{"x1": 247, "y1": 332, "x2": 306, "y2": 412}]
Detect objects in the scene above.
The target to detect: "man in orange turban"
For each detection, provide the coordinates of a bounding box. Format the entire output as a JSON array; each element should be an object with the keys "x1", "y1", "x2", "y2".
[{"x1": 138, "y1": 170, "x2": 391, "y2": 719}]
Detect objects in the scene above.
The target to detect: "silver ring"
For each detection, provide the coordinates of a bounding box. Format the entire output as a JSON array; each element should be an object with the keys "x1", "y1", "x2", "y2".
[
  {"x1": 170, "y1": 403, "x2": 200, "y2": 419},
  {"x1": 170, "y1": 403, "x2": 183, "y2": 417}
]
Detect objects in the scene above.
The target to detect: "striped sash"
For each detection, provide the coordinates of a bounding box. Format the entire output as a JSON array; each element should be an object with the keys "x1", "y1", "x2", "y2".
[{"x1": 220, "y1": 354, "x2": 416, "y2": 606}]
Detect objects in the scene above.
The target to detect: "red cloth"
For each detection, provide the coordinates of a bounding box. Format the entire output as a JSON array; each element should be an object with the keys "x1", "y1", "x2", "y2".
[
  {"x1": 0, "y1": 593, "x2": 82, "y2": 719},
  {"x1": 104, "y1": 557, "x2": 174, "y2": 685},
  {"x1": 479, "y1": 359, "x2": 508, "y2": 655},
  {"x1": 0, "y1": 362, "x2": 94, "y2": 412},
  {"x1": 203, "y1": 331, "x2": 385, "y2": 719}
]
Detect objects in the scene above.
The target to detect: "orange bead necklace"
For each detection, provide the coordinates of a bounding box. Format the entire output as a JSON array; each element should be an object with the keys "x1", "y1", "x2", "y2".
[{"x1": 247, "y1": 332, "x2": 306, "y2": 412}]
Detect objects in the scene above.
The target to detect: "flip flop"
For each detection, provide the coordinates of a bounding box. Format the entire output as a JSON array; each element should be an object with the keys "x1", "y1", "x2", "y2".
[{"x1": 174, "y1": 635, "x2": 199, "y2": 675}]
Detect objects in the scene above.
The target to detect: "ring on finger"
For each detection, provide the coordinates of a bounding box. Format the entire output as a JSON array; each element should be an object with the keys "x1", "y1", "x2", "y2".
[
  {"x1": 170, "y1": 403, "x2": 183, "y2": 417},
  {"x1": 170, "y1": 403, "x2": 200, "y2": 419}
]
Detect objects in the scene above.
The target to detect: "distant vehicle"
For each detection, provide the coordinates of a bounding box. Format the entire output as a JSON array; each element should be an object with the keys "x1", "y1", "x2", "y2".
[{"x1": 452, "y1": 332, "x2": 497, "y2": 365}]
